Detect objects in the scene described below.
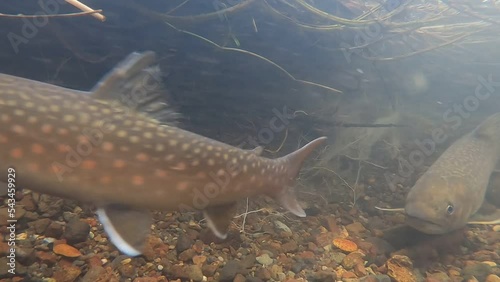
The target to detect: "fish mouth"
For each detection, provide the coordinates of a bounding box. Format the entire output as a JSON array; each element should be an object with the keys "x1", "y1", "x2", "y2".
[{"x1": 405, "y1": 215, "x2": 448, "y2": 235}]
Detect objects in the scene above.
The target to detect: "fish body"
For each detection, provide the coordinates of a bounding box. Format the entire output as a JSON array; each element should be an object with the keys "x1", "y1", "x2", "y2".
[
  {"x1": 405, "y1": 113, "x2": 500, "y2": 234},
  {"x1": 0, "y1": 52, "x2": 326, "y2": 256}
]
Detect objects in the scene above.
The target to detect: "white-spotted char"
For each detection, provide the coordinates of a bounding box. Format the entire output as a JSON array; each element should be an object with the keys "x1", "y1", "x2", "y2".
[
  {"x1": 405, "y1": 113, "x2": 500, "y2": 234},
  {"x1": 0, "y1": 52, "x2": 327, "y2": 256}
]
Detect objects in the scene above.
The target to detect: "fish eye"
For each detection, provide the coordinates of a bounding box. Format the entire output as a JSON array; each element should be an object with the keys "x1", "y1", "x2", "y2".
[{"x1": 446, "y1": 204, "x2": 454, "y2": 215}]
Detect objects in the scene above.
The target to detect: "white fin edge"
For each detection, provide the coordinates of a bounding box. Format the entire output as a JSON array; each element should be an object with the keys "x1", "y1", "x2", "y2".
[
  {"x1": 467, "y1": 219, "x2": 500, "y2": 225},
  {"x1": 96, "y1": 208, "x2": 142, "y2": 257},
  {"x1": 375, "y1": 206, "x2": 405, "y2": 212},
  {"x1": 282, "y1": 198, "x2": 306, "y2": 217},
  {"x1": 203, "y1": 210, "x2": 228, "y2": 239}
]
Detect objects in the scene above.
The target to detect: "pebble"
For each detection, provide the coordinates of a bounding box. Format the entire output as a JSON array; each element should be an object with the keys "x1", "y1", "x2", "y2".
[
  {"x1": 386, "y1": 255, "x2": 416, "y2": 282},
  {"x1": 52, "y1": 264, "x2": 82, "y2": 282},
  {"x1": 354, "y1": 262, "x2": 367, "y2": 277},
  {"x1": 281, "y1": 241, "x2": 298, "y2": 253},
  {"x1": 425, "y1": 272, "x2": 451, "y2": 282},
  {"x1": 315, "y1": 232, "x2": 334, "y2": 247},
  {"x1": 63, "y1": 212, "x2": 78, "y2": 222},
  {"x1": 346, "y1": 222, "x2": 367, "y2": 235},
  {"x1": 462, "y1": 263, "x2": 492, "y2": 281},
  {"x1": 342, "y1": 252, "x2": 364, "y2": 270},
  {"x1": 80, "y1": 265, "x2": 108, "y2": 282},
  {"x1": 176, "y1": 233, "x2": 194, "y2": 253},
  {"x1": 0, "y1": 257, "x2": 9, "y2": 276},
  {"x1": 15, "y1": 246, "x2": 36, "y2": 265},
  {"x1": 142, "y1": 236, "x2": 165, "y2": 261},
  {"x1": 37, "y1": 194, "x2": 64, "y2": 217},
  {"x1": 219, "y1": 260, "x2": 243, "y2": 281},
  {"x1": 333, "y1": 238, "x2": 358, "y2": 252},
  {"x1": 36, "y1": 251, "x2": 59, "y2": 265},
  {"x1": 202, "y1": 263, "x2": 218, "y2": 277},
  {"x1": 274, "y1": 221, "x2": 292, "y2": 233},
  {"x1": 193, "y1": 255, "x2": 207, "y2": 265},
  {"x1": 45, "y1": 222, "x2": 64, "y2": 238},
  {"x1": 359, "y1": 275, "x2": 391, "y2": 282},
  {"x1": 234, "y1": 273, "x2": 246, "y2": 282},
  {"x1": 342, "y1": 271, "x2": 357, "y2": 279},
  {"x1": 331, "y1": 252, "x2": 347, "y2": 264},
  {"x1": 247, "y1": 277, "x2": 264, "y2": 282},
  {"x1": 313, "y1": 270, "x2": 337, "y2": 281},
  {"x1": 179, "y1": 249, "x2": 196, "y2": 261},
  {"x1": 256, "y1": 267, "x2": 272, "y2": 280},
  {"x1": 482, "y1": 261, "x2": 497, "y2": 267},
  {"x1": 16, "y1": 232, "x2": 28, "y2": 240},
  {"x1": 63, "y1": 218, "x2": 90, "y2": 244},
  {"x1": 118, "y1": 263, "x2": 136, "y2": 278},
  {"x1": 53, "y1": 244, "x2": 82, "y2": 258},
  {"x1": 486, "y1": 274, "x2": 500, "y2": 282},
  {"x1": 492, "y1": 225, "x2": 500, "y2": 232},
  {"x1": 186, "y1": 265, "x2": 204, "y2": 282},
  {"x1": 28, "y1": 218, "x2": 52, "y2": 234},
  {"x1": 269, "y1": 264, "x2": 283, "y2": 280},
  {"x1": 256, "y1": 254, "x2": 273, "y2": 266}
]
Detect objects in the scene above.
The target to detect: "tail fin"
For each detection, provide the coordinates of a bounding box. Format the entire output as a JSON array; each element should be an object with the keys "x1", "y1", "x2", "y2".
[
  {"x1": 275, "y1": 137, "x2": 327, "y2": 217},
  {"x1": 474, "y1": 113, "x2": 500, "y2": 140}
]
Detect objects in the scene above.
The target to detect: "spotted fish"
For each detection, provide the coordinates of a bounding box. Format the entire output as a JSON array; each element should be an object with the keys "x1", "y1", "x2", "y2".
[
  {"x1": 0, "y1": 51, "x2": 327, "y2": 256},
  {"x1": 404, "y1": 112, "x2": 500, "y2": 234}
]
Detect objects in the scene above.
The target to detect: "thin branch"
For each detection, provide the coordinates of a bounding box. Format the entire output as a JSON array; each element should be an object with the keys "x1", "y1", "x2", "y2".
[
  {"x1": 0, "y1": 10, "x2": 103, "y2": 19},
  {"x1": 65, "y1": 0, "x2": 105, "y2": 22}
]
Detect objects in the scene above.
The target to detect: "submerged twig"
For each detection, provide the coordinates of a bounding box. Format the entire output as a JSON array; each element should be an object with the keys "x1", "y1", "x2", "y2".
[
  {"x1": 65, "y1": 0, "x2": 105, "y2": 21},
  {"x1": 163, "y1": 21, "x2": 342, "y2": 95},
  {"x1": 0, "y1": 10, "x2": 103, "y2": 19}
]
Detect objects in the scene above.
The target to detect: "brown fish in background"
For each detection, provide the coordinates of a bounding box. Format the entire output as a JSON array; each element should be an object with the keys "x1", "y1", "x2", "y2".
[
  {"x1": 0, "y1": 51, "x2": 327, "y2": 256},
  {"x1": 405, "y1": 112, "x2": 500, "y2": 234}
]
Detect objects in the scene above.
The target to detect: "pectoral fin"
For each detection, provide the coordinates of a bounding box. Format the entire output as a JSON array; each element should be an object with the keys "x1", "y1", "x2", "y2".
[
  {"x1": 203, "y1": 203, "x2": 237, "y2": 239},
  {"x1": 96, "y1": 205, "x2": 152, "y2": 257},
  {"x1": 276, "y1": 186, "x2": 306, "y2": 217}
]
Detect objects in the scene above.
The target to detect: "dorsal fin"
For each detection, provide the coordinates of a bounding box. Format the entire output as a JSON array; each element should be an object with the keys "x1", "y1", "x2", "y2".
[
  {"x1": 250, "y1": 146, "x2": 263, "y2": 156},
  {"x1": 90, "y1": 51, "x2": 180, "y2": 125}
]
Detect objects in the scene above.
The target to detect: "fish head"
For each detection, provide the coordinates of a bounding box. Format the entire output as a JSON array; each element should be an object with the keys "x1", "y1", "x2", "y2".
[{"x1": 404, "y1": 175, "x2": 471, "y2": 234}]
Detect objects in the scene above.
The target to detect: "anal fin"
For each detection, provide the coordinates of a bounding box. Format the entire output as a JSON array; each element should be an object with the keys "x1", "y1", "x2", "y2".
[
  {"x1": 203, "y1": 203, "x2": 237, "y2": 239},
  {"x1": 96, "y1": 205, "x2": 152, "y2": 257}
]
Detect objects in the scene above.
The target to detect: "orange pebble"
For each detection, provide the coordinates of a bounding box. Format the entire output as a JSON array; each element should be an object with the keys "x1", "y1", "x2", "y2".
[
  {"x1": 53, "y1": 243, "x2": 82, "y2": 258},
  {"x1": 332, "y1": 238, "x2": 358, "y2": 252}
]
